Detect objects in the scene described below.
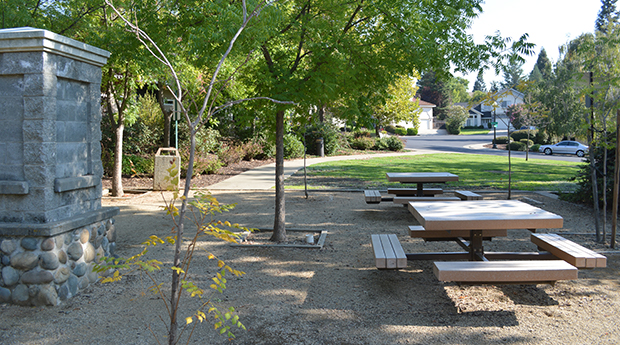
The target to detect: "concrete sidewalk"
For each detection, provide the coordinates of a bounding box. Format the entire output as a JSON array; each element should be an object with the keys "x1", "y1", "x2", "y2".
[{"x1": 208, "y1": 151, "x2": 421, "y2": 190}]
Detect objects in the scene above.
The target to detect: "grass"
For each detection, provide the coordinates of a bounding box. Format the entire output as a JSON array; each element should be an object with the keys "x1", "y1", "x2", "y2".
[
  {"x1": 285, "y1": 153, "x2": 583, "y2": 192},
  {"x1": 459, "y1": 128, "x2": 492, "y2": 135}
]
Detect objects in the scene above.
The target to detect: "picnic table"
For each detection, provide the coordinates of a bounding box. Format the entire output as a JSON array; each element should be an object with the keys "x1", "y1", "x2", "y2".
[
  {"x1": 386, "y1": 172, "x2": 458, "y2": 197},
  {"x1": 407, "y1": 199, "x2": 563, "y2": 261}
]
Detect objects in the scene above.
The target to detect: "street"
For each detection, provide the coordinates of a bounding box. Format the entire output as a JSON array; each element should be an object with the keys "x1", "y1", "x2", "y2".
[{"x1": 404, "y1": 130, "x2": 585, "y2": 163}]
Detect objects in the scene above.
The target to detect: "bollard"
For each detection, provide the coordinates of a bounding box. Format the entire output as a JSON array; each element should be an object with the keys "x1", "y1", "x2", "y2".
[{"x1": 316, "y1": 138, "x2": 324, "y2": 157}]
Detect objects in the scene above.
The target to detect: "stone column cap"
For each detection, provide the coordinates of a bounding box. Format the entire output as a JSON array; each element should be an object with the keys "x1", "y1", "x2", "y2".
[{"x1": 0, "y1": 27, "x2": 110, "y2": 67}]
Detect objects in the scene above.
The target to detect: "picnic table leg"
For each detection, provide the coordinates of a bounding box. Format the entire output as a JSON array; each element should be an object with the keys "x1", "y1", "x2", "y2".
[
  {"x1": 470, "y1": 230, "x2": 485, "y2": 261},
  {"x1": 417, "y1": 182, "x2": 424, "y2": 197}
]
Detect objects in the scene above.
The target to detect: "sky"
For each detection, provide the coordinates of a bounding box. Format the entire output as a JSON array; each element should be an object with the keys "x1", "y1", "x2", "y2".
[{"x1": 456, "y1": 0, "x2": 602, "y2": 90}]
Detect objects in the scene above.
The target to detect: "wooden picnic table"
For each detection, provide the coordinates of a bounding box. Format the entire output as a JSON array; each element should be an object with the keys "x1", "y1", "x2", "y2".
[
  {"x1": 407, "y1": 200, "x2": 563, "y2": 261},
  {"x1": 386, "y1": 172, "x2": 458, "y2": 197}
]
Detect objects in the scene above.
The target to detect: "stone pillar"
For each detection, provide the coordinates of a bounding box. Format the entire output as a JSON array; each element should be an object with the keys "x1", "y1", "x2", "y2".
[{"x1": 0, "y1": 27, "x2": 118, "y2": 306}]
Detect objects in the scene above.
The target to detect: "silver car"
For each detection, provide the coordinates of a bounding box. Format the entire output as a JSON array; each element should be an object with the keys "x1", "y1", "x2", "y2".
[{"x1": 539, "y1": 140, "x2": 589, "y2": 157}]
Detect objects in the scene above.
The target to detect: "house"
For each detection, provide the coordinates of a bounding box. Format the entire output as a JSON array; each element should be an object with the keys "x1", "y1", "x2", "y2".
[
  {"x1": 394, "y1": 99, "x2": 436, "y2": 132},
  {"x1": 470, "y1": 88, "x2": 524, "y2": 130}
]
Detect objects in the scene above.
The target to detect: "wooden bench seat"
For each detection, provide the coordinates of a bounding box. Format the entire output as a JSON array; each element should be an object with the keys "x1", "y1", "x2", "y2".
[
  {"x1": 531, "y1": 233, "x2": 607, "y2": 268},
  {"x1": 371, "y1": 234, "x2": 407, "y2": 269},
  {"x1": 455, "y1": 190, "x2": 483, "y2": 200},
  {"x1": 433, "y1": 260, "x2": 578, "y2": 284},
  {"x1": 393, "y1": 196, "x2": 461, "y2": 204},
  {"x1": 387, "y1": 188, "x2": 444, "y2": 196},
  {"x1": 364, "y1": 190, "x2": 382, "y2": 204},
  {"x1": 408, "y1": 225, "x2": 507, "y2": 239}
]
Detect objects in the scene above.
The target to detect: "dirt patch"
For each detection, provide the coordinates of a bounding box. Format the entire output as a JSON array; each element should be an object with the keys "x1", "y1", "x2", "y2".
[{"x1": 1, "y1": 190, "x2": 619, "y2": 344}]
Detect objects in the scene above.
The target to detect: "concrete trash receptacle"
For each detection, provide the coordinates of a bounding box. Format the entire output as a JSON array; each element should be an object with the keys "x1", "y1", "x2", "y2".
[{"x1": 153, "y1": 148, "x2": 181, "y2": 191}]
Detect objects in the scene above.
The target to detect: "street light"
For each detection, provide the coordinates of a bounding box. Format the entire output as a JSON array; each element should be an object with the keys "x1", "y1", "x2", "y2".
[{"x1": 492, "y1": 107, "x2": 497, "y2": 149}]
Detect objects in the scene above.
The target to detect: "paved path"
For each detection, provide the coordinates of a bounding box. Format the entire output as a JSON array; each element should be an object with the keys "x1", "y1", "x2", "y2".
[{"x1": 208, "y1": 151, "x2": 421, "y2": 190}]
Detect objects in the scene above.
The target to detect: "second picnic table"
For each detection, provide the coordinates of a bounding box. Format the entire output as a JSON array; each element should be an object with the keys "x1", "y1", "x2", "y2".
[{"x1": 385, "y1": 172, "x2": 459, "y2": 197}]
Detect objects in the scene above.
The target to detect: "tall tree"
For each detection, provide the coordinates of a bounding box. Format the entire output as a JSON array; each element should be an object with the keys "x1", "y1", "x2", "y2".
[
  {"x1": 373, "y1": 74, "x2": 422, "y2": 132},
  {"x1": 417, "y1": 71, "x2": 450, "y2": 118},
  {"x1": 445, "y1": 76, "x2": 471, "y2": 103},
  {"x1": 501, "y1": 59, "x2": 525, "y2": 89},
  {"x1": 473, "y1": 70, "x2": 487, "y2": 92},
  {"x1": 248, "y1": 0, "x2": 533, "y2": 242},
  {"x1": 529, "y1": 65, "x2": 543, "y2": 82},
  {"x1": 596, "y1": 0, "x2": 618, "y2": 33},
  {"x1": 534, "y1": 48, "x2": 553, "y2": 80}
]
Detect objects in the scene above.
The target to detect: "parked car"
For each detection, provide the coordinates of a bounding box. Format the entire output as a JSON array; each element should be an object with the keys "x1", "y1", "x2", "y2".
[{"x1": 539, "y1": 141, "x2": 589, "y2": 157}]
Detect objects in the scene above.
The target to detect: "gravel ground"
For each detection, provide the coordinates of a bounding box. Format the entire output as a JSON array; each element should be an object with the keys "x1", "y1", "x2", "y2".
[{"x1": 1, "y1": 187, "x2": 619, "y2": 344}]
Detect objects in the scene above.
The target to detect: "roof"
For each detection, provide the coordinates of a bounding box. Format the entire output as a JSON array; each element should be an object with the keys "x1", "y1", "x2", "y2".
[{"x1": 417, "y1": 99, "x2": 436, "y2": 107}]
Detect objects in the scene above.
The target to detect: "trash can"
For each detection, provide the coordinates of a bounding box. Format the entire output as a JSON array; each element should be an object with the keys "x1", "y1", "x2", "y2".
[
  {"x1": 153, "y1": 148, "x2": 181, "y2": 191},
  {"x1": 316, "y1": 138, "x2": 324, "y2": 157}
]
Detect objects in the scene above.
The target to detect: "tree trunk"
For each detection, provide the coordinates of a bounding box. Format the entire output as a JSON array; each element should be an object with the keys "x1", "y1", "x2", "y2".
[
  {"x1": 588, "y1": 116, "x2": 602, "y2": 242},
  {"x1": 112, "y1": 122, "x2": 124, "y2": 197},
  {"x1": 271, "y1": 109, "x2": 287, "y2": 242}
]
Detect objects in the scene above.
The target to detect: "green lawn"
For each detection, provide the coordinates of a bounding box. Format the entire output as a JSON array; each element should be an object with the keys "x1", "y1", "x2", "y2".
[
  {"x1": 459, "y1": 128, "x2": 492, "y2": 135},
  {"x1": 285, "y1": 153, "x2": 582, "y2": 191}
]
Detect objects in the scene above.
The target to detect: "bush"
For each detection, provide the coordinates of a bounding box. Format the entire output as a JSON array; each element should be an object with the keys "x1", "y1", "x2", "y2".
[
  {"x1": 283, "y1": 134, "x2": 304, "y2": 159},
  {"x1": 384, "y1": 136, "x2": 404, "y2": 151},
  {"x1": 350, "y1": 136, "x2": 376, "y2": 150},
  {"x1": 534, "y1": 129, "x2": 549, "y2": 145},
  {"x1": 373, "y1": 137, "x2": 389, "y2": 150},
  {"x1": 507, "y1": 141, "x2": 525, "y2": 151},
  {"x1": 352, "y1": 128, "x2": 373, "y2": 138},
  {"x1": 493, "y1": 136, "x2": 511, "y2": 144},
  {"x1": 510, "y1": 129, "x2": 537, "y2": 142},
  {"x1": 122, "y1": 154, "x2": 154, "y2": 176},
  {"x1": 519, "y1": 138, "x2": 534, "y2": 149},
  {"x1": 531, "y1": 144, "x2": 540, "y2": 152},
  {"x1": 218, "y1": 142, "x2": 244, "y2": 166},
  {"x1": 304, "y1": 122, "x2": 346, "y2": 155},
  {"x1": 394, "y1": 127, "x2": 407, "y2": 135},
  {"x1": 407, "y1": 128, "x2": 418, "y2": 136},
  {"x1": 384, "y1": 125, "x2": 396, "y2": 134}
]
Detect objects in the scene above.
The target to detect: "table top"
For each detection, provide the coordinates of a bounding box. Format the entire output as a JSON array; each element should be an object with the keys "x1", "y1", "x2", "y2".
[
  {"x1": 386, "y1": 172, "x2": 459, "y2": 183},
  {"x1": 408, "y1": 200, "x2": 563, "y2": 231}
]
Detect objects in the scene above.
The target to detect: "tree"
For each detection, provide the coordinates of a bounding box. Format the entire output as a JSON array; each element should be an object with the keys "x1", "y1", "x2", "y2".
[
  {"x1": 417, "y1": 71, "x2": 450, "y2": 119},
  {"x1": 473, "y1": 70, "x2": 487, "y2": 92},
  {"x1": 596, "y1": 0, "x2": 618, "y2": 33},
  {"x1": 373, "y1": 74, "x2": 422, "y2": 132},
  {"x1": 501, "y1": 59, "x2": 525, "y2": 89},
  {"x1": 445, "y1": 76, "x2": 471, "y2": 103},
  {"x1": 103, "y1": 1, "x2": 291, "y2": 343},
  {"x1": 444, "y1": 104, "x2": 469, "y2": 134},
  {"x1": 240, "y1": 0, "x2": 533, "y2": 242},
  {"x1": 529, "y1": 65, "x2": 543, "y2": 82},
  {"x1": 535, "y1": 47, "x2": 553, "y2": 80}
]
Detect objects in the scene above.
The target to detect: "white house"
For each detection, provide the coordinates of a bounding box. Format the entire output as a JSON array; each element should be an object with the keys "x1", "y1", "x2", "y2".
[
  {"x1": 394, "y1": 99, "x2": 436, "y2": 131},
  {"x1": 474, "y1": 88, "x2": 524, "y2": 130}
]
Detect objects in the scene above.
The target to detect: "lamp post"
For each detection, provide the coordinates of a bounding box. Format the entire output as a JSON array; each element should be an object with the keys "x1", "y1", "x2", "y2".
[{"x1": 492, "y1": 108, "x2": 497, "y2": 149}]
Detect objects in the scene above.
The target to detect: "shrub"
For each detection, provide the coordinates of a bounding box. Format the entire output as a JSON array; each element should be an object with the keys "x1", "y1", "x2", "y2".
[
  {"x1": 519, "y1": 139, "x2": 534, "y2": 149},
  {"x1": 304, "y1": 122, "x2": 345, "y2": 155},
  {"x1": 373, "y1": 137, "x2": 389, "y2": 150},
  {"x1": 534, "y1": 129, "x2": 549, "y2": 145},
  {"x1": 384, "y1": 125, "x2": 396, "y2": 134},
  {"x1": 510, "y1": 129, "x2": 537, "y2": 142},
  {"x1": 283, "y1": 134, "x2": 304, "y2": 159},
  {"x1": 394, "y1": 127, "x2": 407, "y2": 135},
  {"x1": 531, "y1": 144, "x2": 541, "y2": 152},
  {"x1": 353, "y1": 128, "x2": 373, "y2": 138},
  {"x1": 508, "y1": 141, "x2": 525, "y2": 151},
  {"x1": 192, "y1": 153, "x2": 222, "y2": 175},
  {"x1": 350, "y1": 136, "x2": 376, "y2": 150},
  {"x1": 218, "y1": 142, "x2": 244, "y2": 166},
  {"x1": 385, "y1": 136, "x2": 404, "y2": 151},
  {"x1": 407, "y1": 128, "x2": 418, "y2": 136},
  {"x1": 122, "y1": 154, "x2": 154, "y2": 176},
  {"x1": 493, "y1": 136, "x2": 511, "y2": 144}
]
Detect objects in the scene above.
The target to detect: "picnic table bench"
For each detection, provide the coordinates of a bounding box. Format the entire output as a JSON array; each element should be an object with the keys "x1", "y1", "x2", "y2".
[
  {"x1": 371, "y1": 234, "x2": 407, "y2": 269},
  {"x1": 531, "y1": 233, "x2": 607, "y2": 268},
  {"x1": 392, "y1": 196, "x2": 461, "y2": 204},
  {"x1": 455, "y1": 190, "x2": 483, "y2": 200},
  {"x1": 433, "y1": 260, "x2": 578, "y2": 284},
  {"x1": 387, "y1": 187, "x2": 444, "y2": 196}
]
